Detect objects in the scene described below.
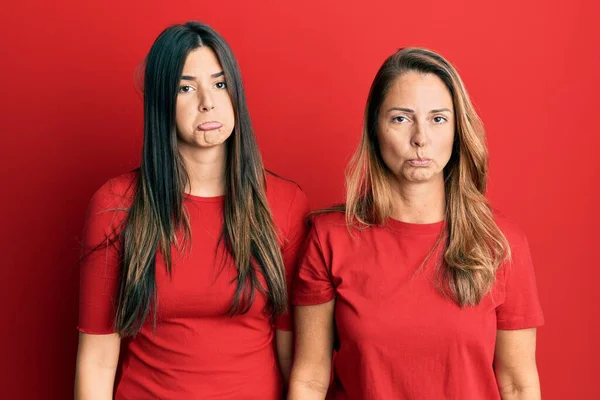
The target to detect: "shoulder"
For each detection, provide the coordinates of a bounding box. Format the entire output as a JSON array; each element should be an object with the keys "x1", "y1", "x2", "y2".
[
  {"x1": 265, "y1": 171, "x2": 304, "y2": 204},
  {"x1": 264, "y1": 171, "x2": 311, "y2": 236},
  {"x1": 89, "y1": 170, "x2": 138, "y2": 212},
  {"x1": 492, "y1": 208, "x2": 528, "y2": 247},
  {"x1": 265, "y1": 171, "x2": 308, "y2": 215},
  {"x1": 492, "y1": 209, "x2": 534, "y2": 275},
  {"x1": 309, "y1": 210, "x2": 346, "y2": 229},
  {"x1": 82, "y1": 171, "x2": 138, "y2": 241},
  {"x1": 308, "y1": 210, "x2": 349, "y2": 239}
]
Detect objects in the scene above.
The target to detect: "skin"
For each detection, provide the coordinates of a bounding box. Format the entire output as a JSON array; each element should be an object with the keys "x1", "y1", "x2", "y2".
[
  {"x1": 76, "y1": 46, "x2": 293, "y2": 399},
  {"x1": 377, "y1": 71, "x2": 454, "y2": 224},
  {"x1": 175, "y1": 46, "x2": 235, "y2": 197},
  {"x1": 75, "y1": 332, "x2": 120, "y2": 400},
  {"x1": 288, "y1": 72, "x2": 540, "y2": 400}
]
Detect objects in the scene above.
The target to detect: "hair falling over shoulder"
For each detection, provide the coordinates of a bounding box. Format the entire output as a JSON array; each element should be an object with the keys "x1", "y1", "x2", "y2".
[
  {"x1": 344, "y1": 47, "x2": 511, "y2": 306},
  {"x1": 106, "y1": 21, "x2": 286, "y2": 337}
]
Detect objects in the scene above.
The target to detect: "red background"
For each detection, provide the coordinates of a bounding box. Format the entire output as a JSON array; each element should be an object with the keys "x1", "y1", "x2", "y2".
[{"x1": 1, "y1": 0, "x2": 598, "y2": 398}]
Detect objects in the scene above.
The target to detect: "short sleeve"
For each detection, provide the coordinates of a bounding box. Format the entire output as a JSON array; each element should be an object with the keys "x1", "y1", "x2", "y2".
[
  {"x1": 496, "y1": 232, "x2": 544, "y2": 330},
  {"x1": 78, "y1": 182, "x2": 128, "y2": 334},
  {"x1": 292, "y1": 219, "x2": 336, "y2": 306},
  {"x1": 273, "y1": 187, "x2": 311, "y2": 331}
]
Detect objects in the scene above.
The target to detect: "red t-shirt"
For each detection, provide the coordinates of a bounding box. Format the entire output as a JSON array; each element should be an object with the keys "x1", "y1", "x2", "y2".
[
  {"x1": 293, "y1": 211, "x2": 544, "y2": 400},
  {"x1": 79, "y1": 171, "x2": 310, "y2": 399}
]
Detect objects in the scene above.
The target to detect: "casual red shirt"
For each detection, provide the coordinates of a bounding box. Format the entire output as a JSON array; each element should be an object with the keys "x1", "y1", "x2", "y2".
[
  {"x1": 293, "y1": 211, "x2": 544, "y2": 400},
  {"x1": 79, "y1": 171, "x2": 310, "y2": 399}
]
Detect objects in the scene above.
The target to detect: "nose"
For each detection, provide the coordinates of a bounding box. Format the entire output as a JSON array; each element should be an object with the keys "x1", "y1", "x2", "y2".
[
  {"x1": 411, "y1": 122, "x2": 428, "y2": 148},
  {"x1": 198, "y1": 90, "x2": 215, "y2": 112}
]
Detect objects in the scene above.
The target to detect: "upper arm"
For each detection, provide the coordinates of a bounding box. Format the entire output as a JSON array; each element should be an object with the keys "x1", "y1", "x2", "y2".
[
  {"x1": 79, "y1": 184, "x2": 126, "y2": 334},
  {"x1": 273, "y1": 186, "x2": 311, "y2": 331},
  {"x1": 293, "y1": 301, "x2": 335, "y2": 367},
  {"x1": 275, "y1": 329, "x2": 294, "y2": 383},
  {"x1": 75, "y1": 332, "x2": 121, "y2": 399},
  {"x1": 496, "y1": 227, "x2": 544, "y2": 330},
  {"x1": 76, "y1": 332, "x2": 121, "y2": 370},
  {"x1": 288, "y1": 216, "x2": 336, "y2": 398},
  {"x1": 493, "y1": 223, "x2": 543, "y2": 398},
  {"x1": 289, "y1": 301, "x2": 335, "y2": 398},
  {"x1": 289, "y1": 215, "x2": 337, "y2": 358},
  {"x1": 494, "y1": 328, "x2": 540, "y2": 398}
]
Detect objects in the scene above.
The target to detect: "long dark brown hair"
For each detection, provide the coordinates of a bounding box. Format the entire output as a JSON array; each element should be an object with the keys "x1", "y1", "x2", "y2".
[
  {"x1": 111, "y1": 21, "x2": 286, "y2": 336},
  {"x1": 344, "y1": 47, "x2": 510, "y2": 306}
]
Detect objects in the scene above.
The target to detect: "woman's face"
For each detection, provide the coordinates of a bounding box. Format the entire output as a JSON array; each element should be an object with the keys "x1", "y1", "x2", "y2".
[
  {"x1": 175, "y1": 46, "x2": 235, "y2": 150},
  {"x1": 377, "y1": 71, "x2": 455, "y2": 186}
]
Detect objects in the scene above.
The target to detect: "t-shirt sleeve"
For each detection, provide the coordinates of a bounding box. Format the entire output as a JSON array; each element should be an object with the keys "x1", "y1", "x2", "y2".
[
  {"x1": 496, "y1": 231, "x2": 544, "y2": 330},
  {"x1": 292, "y1": 218, "x2": 336, "y2": 306},
  {"x1": 78, "y1": 184, "x2": 126, "y2": 334},
  {"x1": 273, "y1": 186, "x2": 311, "y2": 331}
]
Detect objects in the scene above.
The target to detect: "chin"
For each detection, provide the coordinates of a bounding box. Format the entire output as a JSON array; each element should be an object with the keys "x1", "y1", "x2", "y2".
[
  {"x1": 196, "y1": 141, "x2": 226, "y2": 149},
  {"x1": 403, "y1": 171, "x2": 436, "y2": 183}
]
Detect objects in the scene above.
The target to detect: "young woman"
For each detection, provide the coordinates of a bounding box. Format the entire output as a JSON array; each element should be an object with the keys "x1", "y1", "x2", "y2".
[
  {"x1": 75, "y1": 21, "x2": 309, "y2": 399},
  {"x1": 289, "y1": 48, "x2": 544, "y2": 400}
]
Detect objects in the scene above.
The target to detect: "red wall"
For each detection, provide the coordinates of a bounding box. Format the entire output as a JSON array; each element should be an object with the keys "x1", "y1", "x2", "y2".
[{"x1": 1, "y1": 1, "x2": 598, "y2": 398}]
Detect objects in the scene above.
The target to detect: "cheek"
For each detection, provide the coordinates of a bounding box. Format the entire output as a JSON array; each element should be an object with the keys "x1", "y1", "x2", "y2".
[
  {"x1": 377, "y1": 128, "x2": 407, "y2": 170},
  {"x1": 222, "y1": 97, "x2": 235, "y2": 126},
  {"x1": 436, "y1": 128, "x2": 455, "y2": 164},
  {"x1": 175, "y1": 101, "x2": 195, "y2": 132},
  {"x1": 378, "y1": 128, "x2": 405, "y2": 157},
  {"x1": 444, "y1": 130, "x2": 455, "y2": 155}
]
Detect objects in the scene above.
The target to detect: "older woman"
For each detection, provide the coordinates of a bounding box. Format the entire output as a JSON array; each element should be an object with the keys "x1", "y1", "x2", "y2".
[{"x1": 289, "y1": 48, "x2": 544, "y2": 400}]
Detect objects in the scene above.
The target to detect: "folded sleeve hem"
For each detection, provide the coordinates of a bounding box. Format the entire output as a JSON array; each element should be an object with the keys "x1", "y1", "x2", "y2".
[
  {"x1": 77, "y1": 326, "x2": 117, "y2": 335},
  {"x1": 273, "y1": 317, "x2": 292, "y2": 331},
  {"x1": 497, "y1": 314, "x2": 545, "y2": 330},
  {"x1": 292, "y1": 291, "x2": 335, "y2": 306},
  {"x1": 274, "y1": 324, "x2": 292, "y2": 332}
]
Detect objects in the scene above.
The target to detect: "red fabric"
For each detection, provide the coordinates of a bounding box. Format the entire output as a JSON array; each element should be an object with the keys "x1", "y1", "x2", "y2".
[
  {"x1": 79, "y1": 171, "x2": 310, "y2": 400},
  {"x1": 293, "y1": 211, "x2": 544, "y2": 400}
]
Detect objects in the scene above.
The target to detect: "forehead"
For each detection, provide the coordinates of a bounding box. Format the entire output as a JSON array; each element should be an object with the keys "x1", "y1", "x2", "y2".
[
  {"x1": 383, "y1": 71, "x2": 453, "y2": 107},
  {"x1": 181, "y1": 46, "x2": 223, "y2": 74}
]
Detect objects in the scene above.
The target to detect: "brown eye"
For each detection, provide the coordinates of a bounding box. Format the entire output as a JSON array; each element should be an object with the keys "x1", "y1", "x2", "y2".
[
  {"x1": 433, "y1": 116, "x2": 447, "y2": 124},
  {"x1": 392, "y1": 116, "x2": 408, "y2": 123},
  {"x1": 178, "y1": 85, "x2": 194, "y2": 93},
  {"x1": 215, "y1": 81, "x2": 227, "y2": 89}
]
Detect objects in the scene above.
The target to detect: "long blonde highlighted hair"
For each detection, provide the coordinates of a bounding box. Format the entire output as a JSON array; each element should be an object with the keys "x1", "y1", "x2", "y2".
[{"x1": 345, "y1": 47, "x2": 510, "y2": 306}]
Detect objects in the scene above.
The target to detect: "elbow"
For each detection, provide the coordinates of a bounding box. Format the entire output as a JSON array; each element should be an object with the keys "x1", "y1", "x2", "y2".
[
  {"x1": 289, "y1": 377, "x2": 329, "y2": 394},
  {"x1": 288, "y1": 362, "x2": 331, "y2": 399},
  {"x1": 498, "y1": 383, "x2": 541, "y2": 400},
  {"x1": 498, "y1": 382, "x2": 534, "y2": 394},
  {"x1": 496, "y1": 367, "x2": 541, "y2": 399}
]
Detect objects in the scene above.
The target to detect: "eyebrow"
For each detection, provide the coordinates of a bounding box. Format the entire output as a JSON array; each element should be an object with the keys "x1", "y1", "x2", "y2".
[
  {"x1": 387, "y1": 107, "x2": 453, "y2": 114},
  {"x1": 180, "y1": 71, "x2": 225, "y2": 80}
]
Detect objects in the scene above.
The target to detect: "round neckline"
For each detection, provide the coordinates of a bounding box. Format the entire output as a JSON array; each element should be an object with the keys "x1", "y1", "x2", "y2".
[
  {"x1": 183, "y1": 192, "x2": 225, "y2": 203},
  {"x1": 384, "y1": 217, "x2": 446, "y2": 235}
]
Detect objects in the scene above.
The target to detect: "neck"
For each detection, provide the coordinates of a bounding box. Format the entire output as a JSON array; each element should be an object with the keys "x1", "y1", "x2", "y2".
[
  {"x1": 388, "y1": 175, "x2": 446, "y2": 224},
  {"x1": 178, "y1": 142, "x2": 227, "y2": 197}
]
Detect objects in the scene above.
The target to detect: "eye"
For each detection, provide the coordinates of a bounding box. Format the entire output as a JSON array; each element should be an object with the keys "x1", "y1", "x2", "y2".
[
  {"x1": 392, "y1": 116, "x2": 408, "y2": 123},
  {"x1": 215, "y1": 81, "x2": 227, "y2": 89},
  {"x1": 433, "y1": 116, "x2": 448, "y2": 124},
  {"x1": 178, "y1": 85, "x2": 195, "y2": 93}
]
